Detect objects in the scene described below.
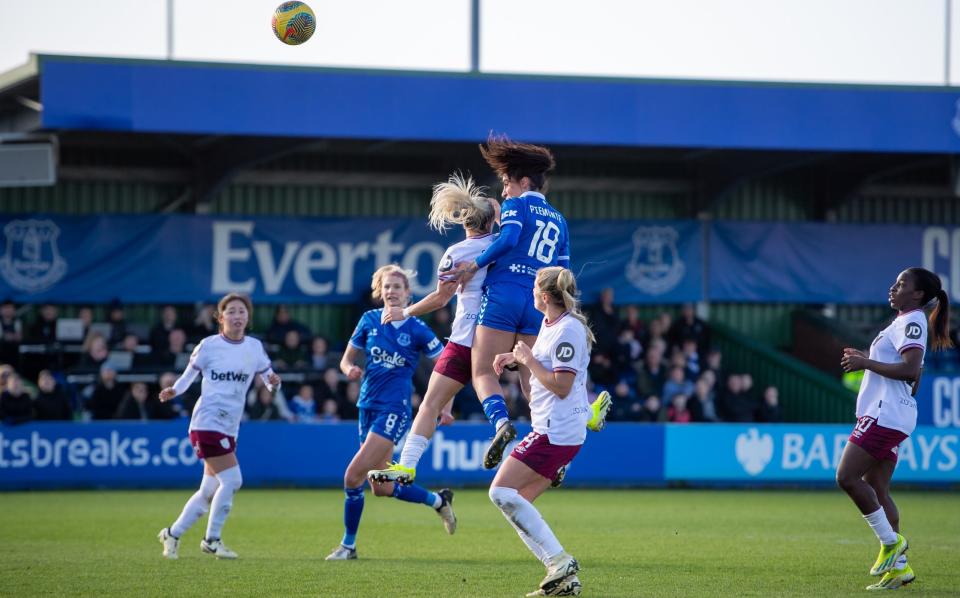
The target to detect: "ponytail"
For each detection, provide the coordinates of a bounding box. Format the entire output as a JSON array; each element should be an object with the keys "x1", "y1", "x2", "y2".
[
  {"x1": 536, "y1": 267, "x2": 596, "y2": 349},
  {"x1": 906, "y1": 267, "x2": 953, "y2": 351},
  {"x1": 427, "y1": 172, "x2": 496, "y2": 234},
  {"x1": 930, "y1": 289, "x2": 953, "y2": 351}
]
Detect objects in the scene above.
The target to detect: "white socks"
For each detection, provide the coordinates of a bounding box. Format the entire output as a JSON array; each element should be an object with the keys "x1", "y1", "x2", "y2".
[
  {"x1": 399, "y1": 433, "x2": 430, "y2": 470},
  {"x1": 170, "y1": 474, "x2": 220, "y2": 538},
  {"x1": 489, "y1": 486, "x2": 563, "y2": 562},
  {"x1": 206, "y1": 466, "x2": 243, "y2": 541},
  {"x1": 863, "y1": 507, "x2": 898, "y2": 545}
]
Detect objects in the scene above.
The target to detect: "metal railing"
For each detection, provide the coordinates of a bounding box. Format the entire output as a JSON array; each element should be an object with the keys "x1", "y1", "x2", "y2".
[{"x1": 710, "y1": 322, "x2": 856, "y2": 423}]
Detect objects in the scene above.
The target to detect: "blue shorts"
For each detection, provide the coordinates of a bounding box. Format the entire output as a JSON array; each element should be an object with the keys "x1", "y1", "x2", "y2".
[
  {"x1": 358, "y1": 406, "x2": 410, "y2": 445},
  {"x1": 477, "y1": 283, "x2": 542, "y2": 336}
]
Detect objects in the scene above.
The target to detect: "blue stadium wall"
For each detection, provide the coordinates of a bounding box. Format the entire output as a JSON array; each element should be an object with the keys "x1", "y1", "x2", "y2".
[{"x1": 1, "y1": 422, "x2": 956, "y2": 490}]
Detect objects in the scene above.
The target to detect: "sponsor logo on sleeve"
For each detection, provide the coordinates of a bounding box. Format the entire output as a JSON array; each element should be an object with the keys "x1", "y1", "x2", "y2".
[
  {"x1": 555, "y1": 342, "x2": 575, "y2": 363},
  {"x1": 905, "y1": 323, "x2": 922, "y2": 340}
]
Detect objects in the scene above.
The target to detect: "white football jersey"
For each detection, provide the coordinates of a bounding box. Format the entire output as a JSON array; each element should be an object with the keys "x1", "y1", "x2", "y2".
[
  {"x1": 437, "y1": 233, "x2": 494, "y2": 347},
  {"x1": 855, "y1": 309, "x2": 927, "y2": 435},
  {"x1": 527, "y1": 312, "x2": 591, "y2": 446},
  {"x1": 174, "y1": 334, "x2": 274, "y2": 437}
]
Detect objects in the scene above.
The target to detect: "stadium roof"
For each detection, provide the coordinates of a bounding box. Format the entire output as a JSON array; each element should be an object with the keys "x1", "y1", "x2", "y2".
[
  {"x1": 0, "y1": 55, "x2": 956, "y2": 211},
  {"x1": 3, "y1": 54, "x2": 960, "y2": 153}
]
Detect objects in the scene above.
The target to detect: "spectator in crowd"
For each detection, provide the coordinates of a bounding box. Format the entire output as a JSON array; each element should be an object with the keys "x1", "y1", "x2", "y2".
[
  {"x1": 86, "y1": 363, "x2": 126, "y2": 420},
  {"x1": 149, "y1": 305, "x2": 180, "y2": 353},
  {"x1": 609, "y1": 380, "x2": 640, "y2": 421},
  {"x1": 309, "y1": 336, "x2": 334, "y2": 371},
  {"x1": 290, "y1": 384, "x2": 318, "y2": 422},
  {"x1": 704, "y1": 349, "x2": 726, "y2": 390},
  {"x1": 118, "y1": 333, "x2": 151, "y2": 369},
  {"x1": 247, "y1": 385, "x2": 285, "y2": 421},
  {"x1": 189, "y1": 303, "x2": 217, "y2": 343},
  {"x1": 588, "y1": 288, "x2": 621, "y2": 355},
  {"x1": 689, "y1": 375, "x2": 719, "y2": 422},
  {"x1": 340, "y1": 380, "x2": 360, "y2": 420},
  {"x1": 29, "y1": 303, "x2": 58, "y2": 344},
  {"x1": 636, "y1": 395, "x2": 664, "y2": 423},
  {"x1": 318, "y1": 398, "x2": 340, "y2": 423},
  {"x1": 79, "y1": 332, "x2": 110, "y2": 370},
  {"x1": 667, "y1": 394, "x2": 692, "y2": 423},
  {"x1": 758, "y1": 385, "x2": 783, "y2": 423},
  {"x1": 719, "y1": 374, "x2": 757, "y2": 423},
  {"x1": 316, "y1": 367, "x2": 343, "y2": 402},
  {"x1": 662, "y1": 365, "x2": 694, "y2": 404},
  {"x1": 106, "y1": 300, "x2": 128, "y2": 347},
  {"x1": 0, "y1": 299, "x2": 23, "y2": 365},
  {"x1": 273, "y1": 330, "x2": 309, "y2": 370},
  {"x1": 158, "y1": 371, "x2": 194, "y2": 418},
  {"x1": 636, "y1": 344, "x2": 667, "y2": 398},
  {"x1": 644, "y1": 316, "x2": 665, "y2": 351},
  {"x1": 0, "y1": 369, "x2": 33, "y2": 424},
  {"x1": 115, "y1": 381, "x2": 173, "y2": 420},
  {"x1": 616, "y1": 327, "x2": 643, "y2": 381},
  {"x1": 588, "y1": 351, "x2": 618, "y2": 390},
  {"x1": 245, "y1": 376, "x2": 293, "y2": 421},
  {"x1": 77, "y1": 306, "x2": 94, "y2": 338},
  {"x1": 153, "y1": 328, "x2": 188, "y2": 369},
  {"x1": 34, "y1": 369, "x2": 72, "y2": 421},
  {"x1": 657, "y1": 312, "x2": 673, "y2": 349},
  {"x1": 266, "y1": 305, "x2": 311, "y2": 347},
  {"x1": 680, "y1": 339, "x2": 701, "y2": 378},
  {"x1": 669, "y1": 303, "x2": 710, "y2": 355},
  {"x1": 622, "y1": 305, "x2": 646, "y2": 344}
]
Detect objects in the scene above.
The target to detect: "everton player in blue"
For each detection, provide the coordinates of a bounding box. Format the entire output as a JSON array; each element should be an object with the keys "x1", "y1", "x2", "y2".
[
  {"x1": 454, "y1": 135, "x2": 583, "y2": 471},
  {"x1": 325, "y1": 265, "x2": 456, "y2": 561}
]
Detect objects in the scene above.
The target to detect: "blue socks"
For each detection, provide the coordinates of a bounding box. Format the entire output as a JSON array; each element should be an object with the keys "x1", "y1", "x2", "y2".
[
  {"x1": 341, "y1": 485, "x2": 364, "y2": 547},
  {"x1": 391, "y1": 483, "x2": 439, "y2": 508},
  {"x1": 482, "y1": 394, "x2": 510, "y2": 429}
]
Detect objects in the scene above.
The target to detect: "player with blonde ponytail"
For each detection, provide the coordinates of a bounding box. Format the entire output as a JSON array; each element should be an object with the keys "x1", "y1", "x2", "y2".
[
  {"x1": 487, "y1": 267, "x2": 598, "y2": 596},
  {"x1": 368, "y1": 173, "x2": 500, "y2": 486}
]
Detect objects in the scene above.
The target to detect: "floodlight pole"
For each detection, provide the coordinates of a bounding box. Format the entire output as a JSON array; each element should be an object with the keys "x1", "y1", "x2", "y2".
[
  {"x1": 167, "y1": 0, "x2": 175, "y2": 60},
  {"x1": 471, "y1": 0, "x2": 480, "y2": 72}
]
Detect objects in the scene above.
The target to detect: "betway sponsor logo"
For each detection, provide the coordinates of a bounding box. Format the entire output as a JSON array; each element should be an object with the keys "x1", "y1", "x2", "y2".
[
  {"x1": 210, "y1": 369, "x2": 250, "y2": 383},
  {"x1": 211, "y1": 222, "x2": 444, "y2": 297},
  {"x1": 0, "y1": 431, "x2": 197, "y2": 469},
  {"x1": 370, "y1": 346, "x2": 406, "y2": 369}
]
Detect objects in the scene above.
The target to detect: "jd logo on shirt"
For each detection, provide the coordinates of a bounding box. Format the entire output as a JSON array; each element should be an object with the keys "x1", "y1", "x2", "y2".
[
  {"x1": 555, "y1": 342, "x2": 575, "y2": 362},
  {"x1": 905, "y1": 323, "x2": 922, "y2": 340}
]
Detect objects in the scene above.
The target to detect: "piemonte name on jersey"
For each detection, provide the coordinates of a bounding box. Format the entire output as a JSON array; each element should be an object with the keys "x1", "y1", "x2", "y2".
[{"x1": 209, "y1": 370, "x2": 251, "y2": 383}]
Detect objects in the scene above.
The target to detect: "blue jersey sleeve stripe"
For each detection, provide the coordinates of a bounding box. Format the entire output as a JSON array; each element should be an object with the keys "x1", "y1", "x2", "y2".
[
  {"x1": 500, "y1": 220, "x2": 521, "y2": 227},
  {"x1": 348, "y1": 341, "x2": 364, "y2": 350}
]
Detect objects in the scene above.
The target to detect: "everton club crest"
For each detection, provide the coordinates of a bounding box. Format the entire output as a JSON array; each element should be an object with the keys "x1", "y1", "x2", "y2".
[
  {"x1": 0, "y1": 219, "x2": 68, "y2": 293},
  {"x1": 624, "y1": 226, "x2": 685, "y2": 295}
]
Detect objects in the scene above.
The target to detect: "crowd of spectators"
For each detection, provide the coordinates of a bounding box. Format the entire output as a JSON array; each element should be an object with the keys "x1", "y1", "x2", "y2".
[{"x1": 0, "y1": 295, "x2": 789, "y2": 426}]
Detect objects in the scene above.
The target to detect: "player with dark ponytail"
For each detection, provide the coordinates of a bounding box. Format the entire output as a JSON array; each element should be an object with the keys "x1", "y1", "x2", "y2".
[{"x1": 838, "y1": 267, "x2": 951, "y2": 590}]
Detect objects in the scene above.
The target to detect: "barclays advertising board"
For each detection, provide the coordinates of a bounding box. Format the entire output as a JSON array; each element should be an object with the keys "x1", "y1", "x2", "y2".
[
  {"x1": 0, "y1": 422, "x2": 663, "y2": 490},
  {"x1": 665, "y1": 424, "x2": 959, "y2": 483}
]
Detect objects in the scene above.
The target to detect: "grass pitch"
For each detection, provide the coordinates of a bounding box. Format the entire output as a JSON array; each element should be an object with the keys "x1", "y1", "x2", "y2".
[{"x1": 0, "y1": 488, "x2": 957, "y2": 597}]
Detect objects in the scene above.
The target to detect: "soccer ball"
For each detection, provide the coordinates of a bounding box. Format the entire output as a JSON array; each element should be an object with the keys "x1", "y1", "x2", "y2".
[{"x1": 272, "y1": 2, "x2": 316, "y2": 45}]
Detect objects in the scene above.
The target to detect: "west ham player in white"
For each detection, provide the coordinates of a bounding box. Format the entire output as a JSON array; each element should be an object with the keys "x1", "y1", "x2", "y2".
[
  {"x1": 157, "y1": 293, "x2": 280, "y2": 560},
  {"x1": 325, "y1": 265, "x2": 455, "y2": 561},
  {"x1": 839, "y1": 267, "x2": 952, "y2": 591},
  {"x1": 367, "y1": 173, "x2": 498, "y2": 485},
  {"x1": 489, "y1": 267, "x2": 595, "y2": 597}
]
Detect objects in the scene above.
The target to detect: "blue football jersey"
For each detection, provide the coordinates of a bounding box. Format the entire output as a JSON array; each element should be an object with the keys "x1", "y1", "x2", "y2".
[
  {"x1": 484, "y1": 191, "x2": 570, "y2": 287},
  {"x1": 349, "y1": 309, "x2": 443, "y2": 410}
]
